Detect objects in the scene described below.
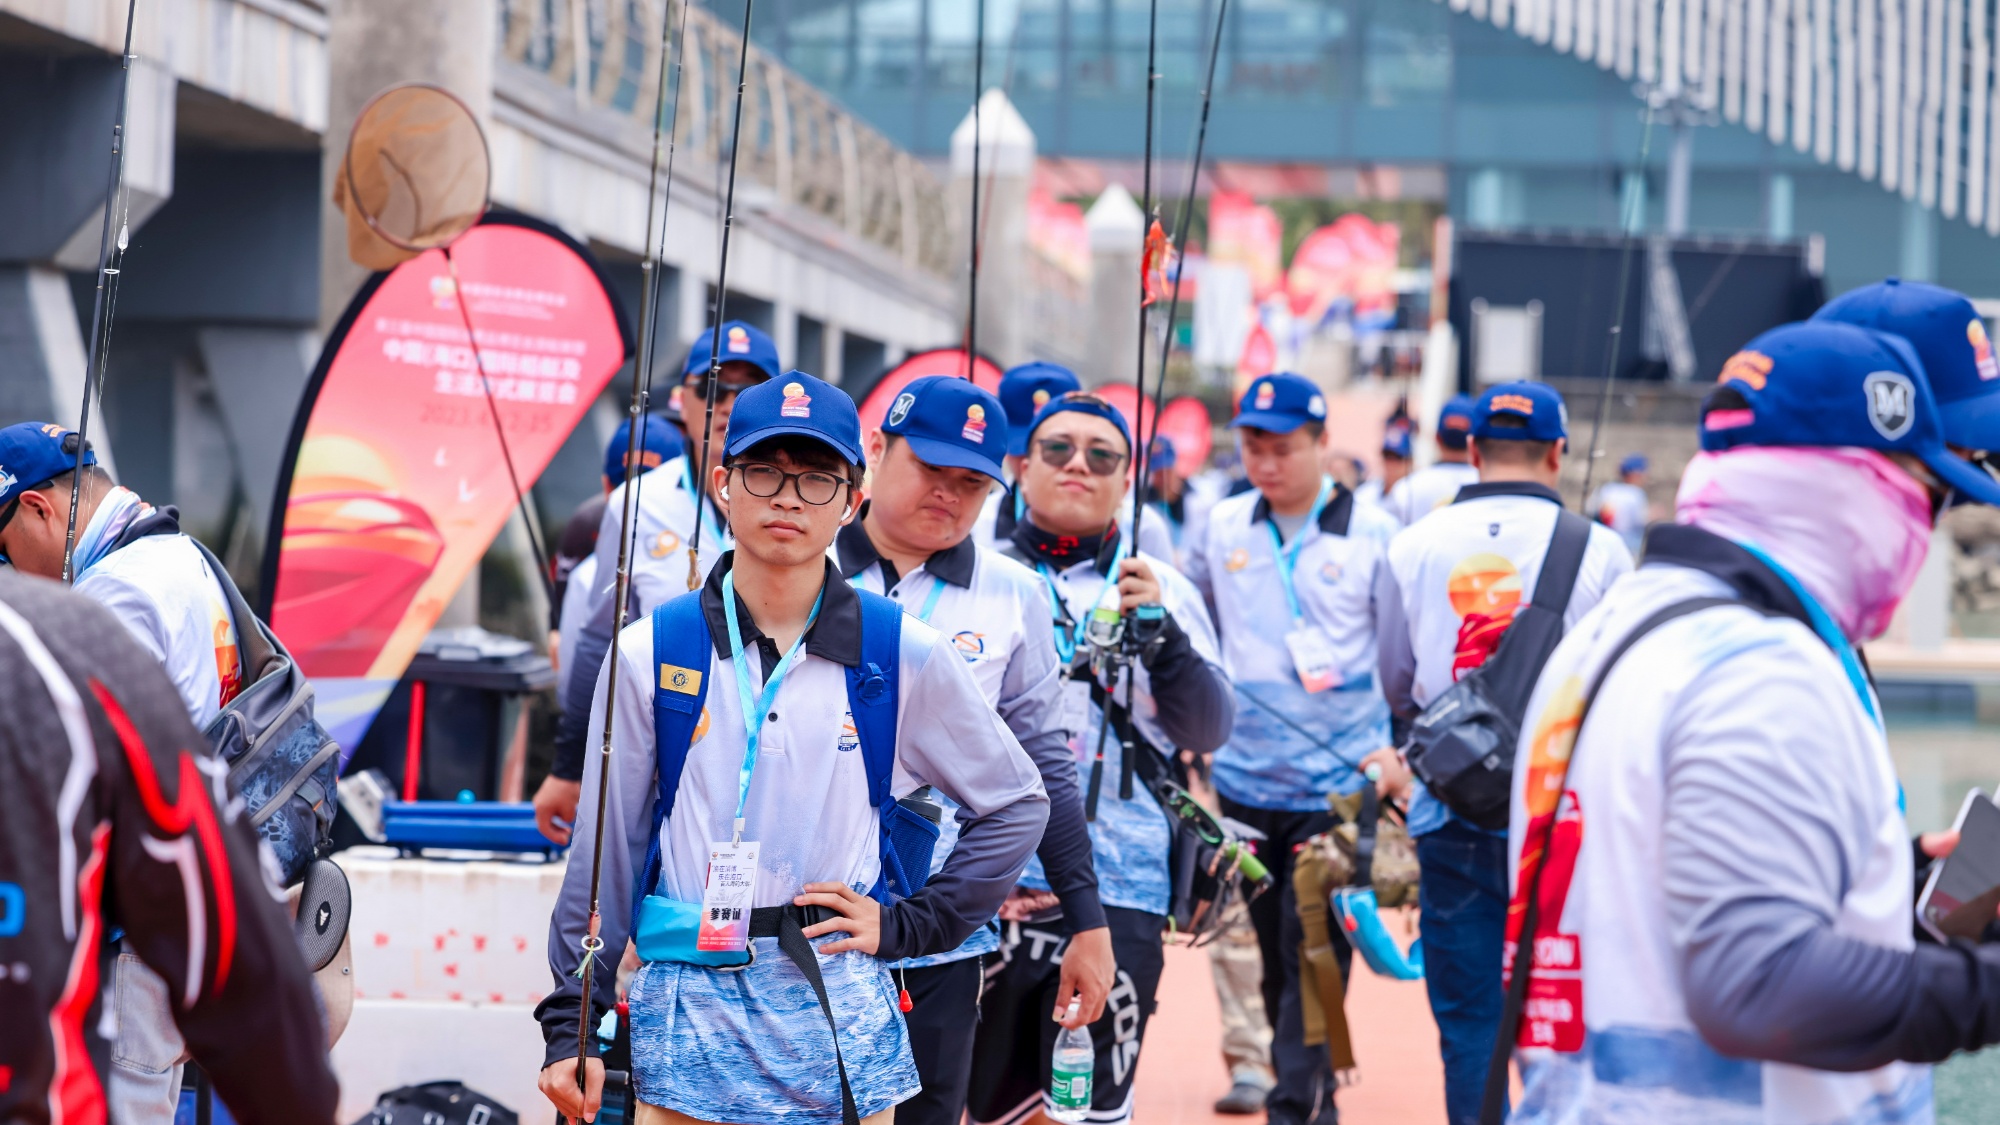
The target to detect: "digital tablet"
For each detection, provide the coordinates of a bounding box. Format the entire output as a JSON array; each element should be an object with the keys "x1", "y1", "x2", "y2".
[{"x1": 1917, "y1": 788, "x2": 2000, "y2": 944}]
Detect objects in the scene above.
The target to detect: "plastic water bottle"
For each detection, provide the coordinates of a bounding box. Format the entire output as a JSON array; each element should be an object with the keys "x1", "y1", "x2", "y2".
[{"x1": 1048, "y1": 999, "x2": 1094, "y2": 1123}]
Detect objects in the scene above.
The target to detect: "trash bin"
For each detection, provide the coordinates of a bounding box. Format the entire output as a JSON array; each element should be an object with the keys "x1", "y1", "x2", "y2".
[{"x1": 344, "y1": 627, "x2": 555, "y2": 804}]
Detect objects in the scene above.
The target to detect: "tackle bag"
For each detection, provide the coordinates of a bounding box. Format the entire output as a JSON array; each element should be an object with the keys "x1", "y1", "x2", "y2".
[
  {"x1": 350, "y1": 1080, "x2": 518, "y2": 1125},
  {"x1": 193, "y1": 539, "x2": 340, "y2": 886},
  {"x1": 1403, "y1": 509, "x2": 1590, "y2": 830}
]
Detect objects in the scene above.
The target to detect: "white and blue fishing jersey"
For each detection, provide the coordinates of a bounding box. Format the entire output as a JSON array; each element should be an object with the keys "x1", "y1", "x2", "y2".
[
  {"x1": 1183, "y1": 482, "x2": 1398, "y2": 812},
  {"x1": 1383, "y1": 461, "x2": 1479, "y2": 528}
]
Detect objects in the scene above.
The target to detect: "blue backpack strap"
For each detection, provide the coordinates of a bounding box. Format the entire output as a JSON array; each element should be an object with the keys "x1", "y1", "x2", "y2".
[
  {"x1": 846, "y1": 590, "x2": 907, "y2": 904},
  {"x1": 635, "y1": 592, "x2": 713, "y2": 919}
]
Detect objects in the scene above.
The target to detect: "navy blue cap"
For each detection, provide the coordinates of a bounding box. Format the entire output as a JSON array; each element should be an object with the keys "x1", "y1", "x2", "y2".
[
  {"x1": 683, "y1": 321, "x2": 782, "y2": 384},
  {"x1": 883, "y1": 375, "x2": 1010, "y2": 482},
  {"x1": 0, "y1": 422, "x2": 95, "y2": 509},
  {"x1": 1813, "y1": 279, "x2": 2000, "y2": 448},
  {"x1": 1232, "y1": 372, "x2": 1328, "y2": 434},
  {"x1": 1147, "y1": 436, "x2": 1178, "y2": 473},
  {"x1": 1382, "y1": 413, "x2": 1413, "y2": 459},
  {"x1": 1027, "y1": 391, "x2": 1134, "y2": 452},
  {"x1": 999, "y1": 362, "x2": 1082, "y2": 455},
  {"x1": 1703, "y1": 321, "x2": 2000, "y2": 506},
  {"x1": 1619, "y1": 453, "x2": 1649, "y2": 475},
  {"x1": 1437, "y1": 395, "x2": 1477, "y2": 450},
  {"x1": 725, "y1": 369, "x2": 864, "y2": 466},
  {"x1": 1472, "y1": 382, "x2": 1568, "y2": 441},
  {"x1": 605, "y1": 412, "x2": 684, "y2": 485}
]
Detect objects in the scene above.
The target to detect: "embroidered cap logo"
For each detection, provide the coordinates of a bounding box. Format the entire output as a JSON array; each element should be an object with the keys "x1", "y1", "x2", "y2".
[
  {"x1": 1033, "y1": 388, "x2": 1051, "y2": 408},
  {"x1": 1972, "y1": 319, "x2": 1999, "y2": 381},
  {"x1": 962, "y1": 403, "x2": 988, "y2": 443},
  {"x1": 1863, "y1": 371, "x2": 1916, "y2": 440},
  {"x1": 780, "y1": 381, "x2": 812, "y2": 419},
  {"x1": 1254, "y1": 382, "x2": 1276, "y2": 410},
  {"x1": 727, "y1": 326, "x2": 751, "y2": 354},
  {"x1": 888, "y1": 392, "x2": 916, "y2": 427}
]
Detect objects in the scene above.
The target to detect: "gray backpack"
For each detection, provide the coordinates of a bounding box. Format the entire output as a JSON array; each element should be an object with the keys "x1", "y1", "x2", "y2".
[{"x1": 191, "y1": 539, "x2": 341, "y2": 886}]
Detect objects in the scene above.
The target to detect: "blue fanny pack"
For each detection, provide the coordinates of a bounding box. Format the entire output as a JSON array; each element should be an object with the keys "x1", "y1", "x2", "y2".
[{"x1": 632, "y1": 586, "x2": 940, "y2": 967}]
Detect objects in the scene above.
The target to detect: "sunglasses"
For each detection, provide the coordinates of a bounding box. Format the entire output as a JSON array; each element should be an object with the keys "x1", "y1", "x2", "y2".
[
  {"x1": 1033, "y1": 438, "x2": 1128, "y2": 477},
  {"x1": 684, "y1": 372, "x2": 768, "y2": 401},
  {"x1": 732, "y1": 462, "x2": 850, "y2": 506}
]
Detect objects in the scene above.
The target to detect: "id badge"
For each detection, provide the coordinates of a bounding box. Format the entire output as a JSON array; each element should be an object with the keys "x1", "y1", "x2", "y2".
[
  {"x1": 1058, "y1": 678, "x2": 1094, "y2": 740},
  {"x1": 697, "y1": 841, "x2": 760, "y2": 952},
  {"x1": 1285, "y1": 628, "x2": 1341, "y2": 694}
]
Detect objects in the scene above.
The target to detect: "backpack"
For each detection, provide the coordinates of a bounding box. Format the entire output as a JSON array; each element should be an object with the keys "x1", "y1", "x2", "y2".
[
  {"x1": 193, "y1": 539, "x2": 341, "y2": 886},
  {"x1": 635, "y1": 586, "x2": 939, "y2": 920},
  {"x1": 352, "y1": 1080, "x2": 519, "y2": 1125},
  {"x1": 1403, "y1": 509, "x2": 1591, "y2": 830}
]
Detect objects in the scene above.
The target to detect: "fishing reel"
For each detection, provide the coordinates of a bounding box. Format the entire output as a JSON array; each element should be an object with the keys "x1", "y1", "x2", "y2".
[{"x1": 1085, "y1": 600, "x2": 1168, "y2": 679}]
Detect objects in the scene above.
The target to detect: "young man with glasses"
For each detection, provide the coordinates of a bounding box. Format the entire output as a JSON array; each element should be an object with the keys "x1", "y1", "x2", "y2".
[
  {"x1": 1181, "y1": 372, "x2": 1402, "y2": 1125},
  {"x1": 0, "y1": 422, "x2": 256, "y2": 1125},
  {"x1": 539, "y1": 320, "x2": 780, "y2": 841},
  {"x1": 537, "y1": 370, "x2": 1049, "y2": 1125},
  {"x1": 836, "y1": 375, "x2": 1113, "y2": 1125},
  {"x1": 969, "y1": 392, "x2": 1233, "y2": 1125}
]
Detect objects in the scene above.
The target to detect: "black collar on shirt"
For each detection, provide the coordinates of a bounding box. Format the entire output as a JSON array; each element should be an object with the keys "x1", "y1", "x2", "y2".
[
  {"x1": 834, "y1": 501, "x2": 977, "y2": 589},
  {"x1": 1008, "y1": 508, "x2": 1122, "y2": 576},
  {"x1": 1452, "y1": 480, "x2": 1563, "y2": 506},
  {"x1": 700, "y1": 552, "x2": 863, "y2": 667},
  {"x1": 1251, "y1": 482, "x2": 1355, "y2": 537},
  {"x1": 1639, "y1": 523, "x2": 1814, "y2": 632}
]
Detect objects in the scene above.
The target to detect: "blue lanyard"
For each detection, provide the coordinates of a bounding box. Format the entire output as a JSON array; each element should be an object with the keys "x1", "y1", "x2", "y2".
[
  {"x1": 848, "y1": 569, "x2": 949, "y2": 624},
  {"x1": 1265, "y1": 476, "x2": 1334, "y2": 624},
  {"x1": 1736, "y1": 541, "x2": 1880, "y2": 727},
  {"x1": 720, "y1": 570, "x2": 824, "y2": 844},
  {"x1": 1036, "y1": 536, "x2": 1128, "y2": 666},
  {"x1": 681, "y1": 456, "x2": 726, "y2": 547}
]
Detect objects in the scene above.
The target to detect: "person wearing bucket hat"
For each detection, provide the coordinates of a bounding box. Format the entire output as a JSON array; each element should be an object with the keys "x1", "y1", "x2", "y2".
[
  {"x1": 1384, "y1": 394, "x2": 1479, "y2": 527},
  {"x1": 543, "y1": 323, "x2": 778, "y2": 837},
  {"x1": 1499, "y1": 320, "x2": 2000, "y2": 1125},
  {"x1": 539, "y1": 368, "x2": 1050, "y2": 1125},
  {"x1": 836, "y1": 374, "x2": 1113, "y2": 1125},
  {"x1": 1183, "y1": 371, "x2": 1403, "y2": 1125},
  {"x1": 1587, "y1": 452, "x2": 1651, "y2": 555},
  {"x1": 969, "y1": 390, "x2": 1234, "y2": 1125}
]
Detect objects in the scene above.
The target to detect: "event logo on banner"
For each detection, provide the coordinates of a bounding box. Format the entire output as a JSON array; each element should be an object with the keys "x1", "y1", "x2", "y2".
[{"x1": 260, "y1": 213, "x2": 630, "y2": 753}]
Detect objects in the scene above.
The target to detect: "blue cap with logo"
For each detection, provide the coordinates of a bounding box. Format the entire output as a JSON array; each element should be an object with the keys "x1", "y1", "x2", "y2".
[
  {"x1": 1027, "y1": 390, "x2": 1134, "y2": 452},
  {"x1": 0, "y1": 422, "x2": 95, "y2": 509},
  {"x1": 604, "y1": 412, "x2": 684, "y2": 485},
  {"x1": 1382, "y1": 412, "x2": 1414, "y2": 459},
  {"x1": 883, "y1": 375, "x2": 1011, "y2": 482},
  {"x1": 1437, "y1": 395, "x2": 1477, "y2": 450},
  {"x1": 725, "y1": 369, "x2": 864, "y2": 466},
  {"x1": 1232, "y1": 372, "x2": 1328, "y2": 434},
  {"x1": 1146, "y1": 436, "x2": 1178, "y2": 474},
  {"x1": 683, "y1": 321, "x2": 782, "y2": 384},
  {"x1": 1472, "y1": 382, "x2": 1568, "y2": 442},
  {"x1": 1813, "y1": 278, "x2": 2000, "y2": 448},
  {"x1": 1703, "y1": 320, "x2": 2000, "y2": 506},
  {"x1": 1619, "y1": 453, "x2": 1649, "y2": 476},
  {"x1": 999, "y1": 362, "x2": 1082, "y2": 455}
]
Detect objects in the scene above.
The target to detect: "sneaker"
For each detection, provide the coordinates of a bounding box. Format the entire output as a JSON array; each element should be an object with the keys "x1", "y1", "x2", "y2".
[{"x1": 1214, "y1": 1080, "x2": 1271, "y2": 1115}]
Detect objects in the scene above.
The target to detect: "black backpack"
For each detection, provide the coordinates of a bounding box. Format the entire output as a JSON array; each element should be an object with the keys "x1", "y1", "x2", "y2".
[
  {"x1": 1403, "y1": 509, "x2": 1591, "y2": 830},
  {"x1": 192, "y1": 539, "x2": 341, "y2": 886},
  {"x1": 351, "y1": 1081, "x2": 520, "y2": 1125}
]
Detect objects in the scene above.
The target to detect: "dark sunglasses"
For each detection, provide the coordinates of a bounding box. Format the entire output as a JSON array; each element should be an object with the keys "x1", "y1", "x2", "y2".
[
  {"x1": 1033, "y1": 438, "x2": 1128, "y2": 477},
  {"x1": 732, "y1": 462, "x2": 850, "y2": 506}
]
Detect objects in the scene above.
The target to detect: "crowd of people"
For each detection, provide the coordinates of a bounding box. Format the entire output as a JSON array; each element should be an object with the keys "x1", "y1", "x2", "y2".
[{"x1": 12, "y1": 276, "x2": 2000, "y2": 1125}]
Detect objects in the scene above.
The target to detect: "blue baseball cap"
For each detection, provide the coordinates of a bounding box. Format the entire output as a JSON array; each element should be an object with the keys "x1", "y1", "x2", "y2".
[
  {"x1": 724, "y1": 369, "x2": 864, "y2": 466},
  {"x1": 999, "y1": 362, "x2": 1082, "y2": 455},
  {"x1": 1027, "y1": 390, "x2": 1134, "y2": 453},
  {"x1": 1437, "y1": 395, "x2": 1477, "y2": 450},
  {"x1": 1619, "y1": 453, "x2": 1649, "y2": 475},
  {"x1": 882, "y1": 375, "x2": 1010, "y2": 482},
  {"x1": 0, "y1": 422, "x2": 95, "y2": 509},
  {"x1": 1813, "y1": 279, "x2": 2000, "y2": 448},
  {"x1": 1232, "y1": 372, "x2": 1328, "y2": 434},
  {"x1": 1472, "y1": 382, "x2": 1568, "y2": 442},
  {"x1": 605, "y1": 412, "x2": 684, "y2": 485},
  {"x1": 683, "y1": 321, "x2": 782, "y2": 384},
  {"x1": 1703, "y1": 321, "x2": 2000, "y2": 506},
  {"x1": 1382, "y1": 413, "x2": 1414, "y2": 459}
]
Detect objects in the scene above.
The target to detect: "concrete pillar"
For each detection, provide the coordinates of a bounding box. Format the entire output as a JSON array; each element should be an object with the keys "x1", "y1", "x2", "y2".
[
  {"x1": 1085, "y1": 184, "x2": 1143, "y2": 388},
  {"x1": 0, "y1": 266, "x2": 111, "y2": 471},
  {"x1": 320, "y1": 0, "x2": 497, "y2": 331},
  {"x1": 1664, "y1": 117, "x2": 1694, "y2": 236},
  {"x1": 1767, "y1": 172, "x2": 1795, "y2": 238},
  {"x1": 1900, "y1": 198, "x2": 1938, "y2": 282},
  {"x1": 197, "y1": 327, "x2": 318, "y2": 527},
  {"x1": 950, "y1": 90, "x2": 1035, "y2": 368}
]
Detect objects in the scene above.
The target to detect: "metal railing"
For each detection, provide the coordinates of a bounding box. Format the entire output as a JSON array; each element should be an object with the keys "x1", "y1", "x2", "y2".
[{"x1": 498, "y1": 0, "x2": 952, "y2": 276}]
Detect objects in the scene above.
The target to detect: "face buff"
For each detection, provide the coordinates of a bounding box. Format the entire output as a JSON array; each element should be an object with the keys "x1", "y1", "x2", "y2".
[
  {"x1": 1675, "y1": 445, "x2": 1934, "y2": 642},
  {"x1": 68, "y1": 486, "x2": 153, "y2": 580}
]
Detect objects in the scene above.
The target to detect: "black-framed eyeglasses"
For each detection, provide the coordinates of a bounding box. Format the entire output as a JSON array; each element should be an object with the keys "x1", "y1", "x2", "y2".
[
  {"x1": 1034, "y1": 438, "x2": 1128, "y2": 477},
  {"x1": 684, "y1": 372, "x2": 768, "y2": 401},
  {"x1": 733, "y1": 462, "x2": 850, "y2": 506}
]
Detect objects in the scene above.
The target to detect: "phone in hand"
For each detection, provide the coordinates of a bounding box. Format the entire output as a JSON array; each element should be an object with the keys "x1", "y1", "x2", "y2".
[{"x1": 1917, "y1": 788, "x2": 2000, "y2": 943}]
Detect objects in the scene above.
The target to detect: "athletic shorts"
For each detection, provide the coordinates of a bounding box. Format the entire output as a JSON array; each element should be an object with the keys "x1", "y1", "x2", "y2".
[{"x1": 966, "y1": 906, "x2": 1167, "y2": 1125}]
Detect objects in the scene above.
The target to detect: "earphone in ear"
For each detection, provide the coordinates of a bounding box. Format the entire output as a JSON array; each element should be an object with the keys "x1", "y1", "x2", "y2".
[{"x1": 720, "y1": 485, "x2": 731, "y2": 500}]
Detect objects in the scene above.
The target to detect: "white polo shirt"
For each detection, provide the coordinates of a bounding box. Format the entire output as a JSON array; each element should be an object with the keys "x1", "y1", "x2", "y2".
[
  {"x1": 585, "y1": 454, "x2": 732, "y2": 620},
  {"x1": 78, "y1": 530, "x2": 243, "y2": 728},
  {"x1": 1383, "y1": 461, "x2": 1479, "y2": 527}
]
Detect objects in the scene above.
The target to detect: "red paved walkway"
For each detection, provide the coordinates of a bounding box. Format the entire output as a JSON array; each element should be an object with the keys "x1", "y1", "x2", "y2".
[{"x1": 1133, "y1": 943, "x2": 1447, "y2": 1124}]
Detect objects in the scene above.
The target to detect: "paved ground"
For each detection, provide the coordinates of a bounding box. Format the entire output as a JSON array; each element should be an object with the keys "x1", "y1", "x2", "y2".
[{"x1": 1133, "y1": 943, "x2": 1447, "y2": 1124}]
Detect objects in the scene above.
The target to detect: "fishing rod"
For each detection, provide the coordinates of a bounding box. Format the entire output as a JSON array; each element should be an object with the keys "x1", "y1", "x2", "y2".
[
  {"x1": 963, "y1": 0, "x2": 986, "y2": 379},
  {"x1": 61, "y1": 0, "x2": 140, "y2": 585},
  {"x1": 574, "y1": 0, "x2": 700, "y2": 1081},
  {"x1": 1576, "y1": 92, "x2": 1662, "y2": 509},
  {"x1": 1126, "y1": 0, "x2": 1162, "y2": 562},
  {"x1": 685, "y1": 0, "x2": 759, "y2": 590}
]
